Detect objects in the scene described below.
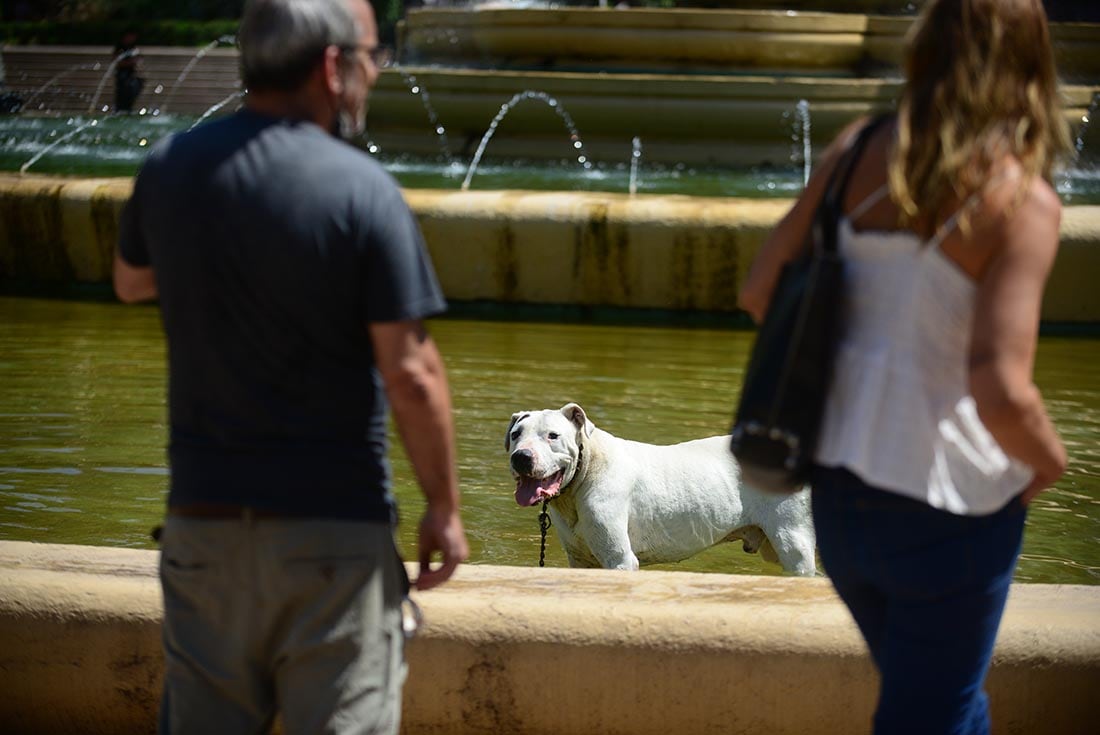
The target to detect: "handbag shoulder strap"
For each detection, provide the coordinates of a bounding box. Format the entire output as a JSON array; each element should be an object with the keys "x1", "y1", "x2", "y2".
[{"x1": 815, "y1": 114, "x2": 892, "y2": 254}]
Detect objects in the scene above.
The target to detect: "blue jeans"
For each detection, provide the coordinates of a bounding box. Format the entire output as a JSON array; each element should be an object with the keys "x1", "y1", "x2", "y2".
[{"x1": 811, "y1": 466, "x2": 1026, "y2": 735}]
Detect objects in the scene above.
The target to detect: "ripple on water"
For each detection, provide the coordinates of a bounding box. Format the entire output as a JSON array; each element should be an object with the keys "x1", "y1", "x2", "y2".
[
  {"x1": 94, "y1": 467, "x2": 169, "y2": 475},
  {"x1": 0, "y1": 467, "x2": 82, "y2": 475}
]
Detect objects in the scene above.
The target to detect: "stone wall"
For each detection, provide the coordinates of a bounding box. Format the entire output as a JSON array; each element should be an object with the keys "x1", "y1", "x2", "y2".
[
  {"x1": 2, "y1": 174, "x2": 1100, "y2": 323},
  {"x1": 1, "y1": 540, "x2": 1099, "y2": 734},
  {"x1": 397, "y1": 7, "x2": 1100, "y2": 81}
]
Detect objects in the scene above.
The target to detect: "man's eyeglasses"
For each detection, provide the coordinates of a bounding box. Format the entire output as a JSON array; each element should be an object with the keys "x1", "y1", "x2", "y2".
[{"x1": 341, "y1": 44, "x2": 391, "y2": 68}]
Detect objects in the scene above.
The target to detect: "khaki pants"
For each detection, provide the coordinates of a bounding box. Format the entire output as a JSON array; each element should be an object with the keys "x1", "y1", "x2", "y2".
[{"x1": 158, "y1": 516, "x2": 407, "y2": 735}]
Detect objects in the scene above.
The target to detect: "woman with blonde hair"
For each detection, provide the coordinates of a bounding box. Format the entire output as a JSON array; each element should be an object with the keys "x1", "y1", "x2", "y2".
[{"x1": 739, "y1": 0, "x2": 1069, "y2": 732}]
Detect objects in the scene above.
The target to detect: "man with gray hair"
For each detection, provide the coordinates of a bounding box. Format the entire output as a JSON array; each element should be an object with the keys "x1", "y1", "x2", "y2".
[{"x1": 113, "y1": 1, "x2": 468, "y2": 733}]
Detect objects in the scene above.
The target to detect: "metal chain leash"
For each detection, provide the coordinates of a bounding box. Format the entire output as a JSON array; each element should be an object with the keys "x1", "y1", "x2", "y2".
[{"x1": 538, "y1": 498, "x2": 552, "y2": 567}]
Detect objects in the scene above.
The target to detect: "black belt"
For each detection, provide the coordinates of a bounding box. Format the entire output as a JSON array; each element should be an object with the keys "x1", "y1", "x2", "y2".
[{"x1": 167, "y1": 504, "x2": 294, "y2": 520}]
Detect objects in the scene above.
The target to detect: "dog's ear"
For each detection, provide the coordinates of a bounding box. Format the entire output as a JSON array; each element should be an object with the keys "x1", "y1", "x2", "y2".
[
  {"x1": 505, "y1": 412, "x2": 526, "y2": 451},
  {"x1": 560, "y1": 402, "x2": 593, "y2": 438}
]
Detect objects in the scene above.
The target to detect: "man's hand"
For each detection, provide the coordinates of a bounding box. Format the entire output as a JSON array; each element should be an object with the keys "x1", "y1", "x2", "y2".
[{"x1": 415, "y1": 505, "x2": 468, "y2": 591}]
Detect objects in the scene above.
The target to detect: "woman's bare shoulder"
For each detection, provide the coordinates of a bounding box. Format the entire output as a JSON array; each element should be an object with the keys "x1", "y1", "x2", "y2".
[{"x1": 974, "y1": 161, "x2": 1061, "y2": 246}]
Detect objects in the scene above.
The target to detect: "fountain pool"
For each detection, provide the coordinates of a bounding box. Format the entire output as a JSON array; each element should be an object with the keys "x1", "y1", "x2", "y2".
[{"x1": 1, "y1": 296, "x2": 1098, "y2": 585}]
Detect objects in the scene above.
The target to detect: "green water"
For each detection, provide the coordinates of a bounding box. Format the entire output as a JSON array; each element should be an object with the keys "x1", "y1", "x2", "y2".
[{"x1": 1, "y1": 295, "x2": 1098, "y2": 584}]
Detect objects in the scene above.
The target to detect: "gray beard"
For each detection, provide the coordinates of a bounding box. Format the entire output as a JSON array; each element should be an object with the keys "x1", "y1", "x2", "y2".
[
  {"x1": 333, "y1": 106, "x2": 366, "y2": 142},
  {"x1": 333, "y1": 110, "x2": 354, "y2": 141}
]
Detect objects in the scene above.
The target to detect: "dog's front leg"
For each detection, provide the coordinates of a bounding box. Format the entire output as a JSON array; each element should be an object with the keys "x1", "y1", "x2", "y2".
[
  {"x1": 577, "y1": 514, "x2": 639, "y2": 571},
  {"x1": 552, "y1": 517, "x2": 601, "y2": 568}
]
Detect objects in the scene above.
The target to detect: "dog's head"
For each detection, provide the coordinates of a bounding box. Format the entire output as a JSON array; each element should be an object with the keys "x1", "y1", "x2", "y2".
[{"x1": 505, "y1": 402, "x2": 594, "y2": 507}]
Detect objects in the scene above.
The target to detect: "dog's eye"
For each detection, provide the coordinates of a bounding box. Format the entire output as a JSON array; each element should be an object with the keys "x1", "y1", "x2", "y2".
[
  {"x1": 510, "y1": 430, "x2": 520, "y2": 442},
  {"x1": 547, "y1": 432, "x2": 559, "y2": 440}
]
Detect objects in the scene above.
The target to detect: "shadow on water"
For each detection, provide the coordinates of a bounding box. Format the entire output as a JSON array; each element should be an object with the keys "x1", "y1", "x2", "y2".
[{"x1": 0, "y1": 296, "x2": 1098, "y2": 584}]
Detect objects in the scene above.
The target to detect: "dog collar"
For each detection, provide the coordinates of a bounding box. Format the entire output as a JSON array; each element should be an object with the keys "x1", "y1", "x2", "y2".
[{"x1": 558, "y1": 442, "x2": 584, "y2": 496}]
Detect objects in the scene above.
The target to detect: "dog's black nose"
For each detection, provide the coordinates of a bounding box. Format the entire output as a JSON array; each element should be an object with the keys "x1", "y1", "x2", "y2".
[{"x1": 510, "y1": 449, "x2": 534, "y2": 474}]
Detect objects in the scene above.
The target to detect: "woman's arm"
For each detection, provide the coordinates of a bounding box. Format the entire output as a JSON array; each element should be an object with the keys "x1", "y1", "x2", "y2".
[
  {"x1": 969, "y1": 178, "x2": 1067, "y2": 503},
  {"x1": 737, "y1": 117, "x2": 870, "y2": 323}
]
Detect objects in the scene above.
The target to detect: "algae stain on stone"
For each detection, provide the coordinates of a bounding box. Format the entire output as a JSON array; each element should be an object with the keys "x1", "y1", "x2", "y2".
[
  {"x1": 610, "y1": 227, "x2": 633, "y2": 304},
  {"x1": 108, "y1": 650, "x2": 161, "y2": 724},
  {"x1": 570, "y1": 220, "x2": 584, "y2": 283},
  {"x1": 586, "y1": 205, "x2": 611, "y2": 301},
  {"x1": 706, "y1": 231, "x2": 740, "y2": 311},
  {"x1": 587, "y1": 203, "x2": 611, "y2": 265},
  {"x1": 0, "y1": 186, "x2": 73, "y2": 281},
  {"x1": 573, "y1": 203, "x2": 633, "y2": 304},
  {"x1": 494, "y1": 226, "x2": 519, "y2": 302},
  {"x1": 89, "y1": 189, "x2": 122, "y2": 279},
  {"x1": 671, "y1": 232, "x2": 700, "y2": 310},
  {"x1": 461, "y1": 652, "x2": 522, "y2": 734}
]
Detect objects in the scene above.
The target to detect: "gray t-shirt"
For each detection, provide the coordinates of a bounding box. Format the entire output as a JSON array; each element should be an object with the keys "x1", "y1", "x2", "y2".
[{"x1": 119, "y1": 109, "x2": 446, "y2": 521}]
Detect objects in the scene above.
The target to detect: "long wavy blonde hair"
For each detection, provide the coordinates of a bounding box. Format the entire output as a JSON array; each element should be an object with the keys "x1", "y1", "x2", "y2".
[{"x1": 889, "y1": 0, "x2": 1071, "y2": 236}]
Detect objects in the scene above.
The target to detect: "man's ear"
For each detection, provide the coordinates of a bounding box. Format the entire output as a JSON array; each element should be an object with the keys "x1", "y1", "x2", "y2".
[
  {"x1": 505, "y1": 412, "x2": 527, "y2": 451},
  {"x1": 321, "y1": 45, "x2": 344, "y2": 95},
  {"x1": 560, "y1": 402, "x2": 593, "y2": 438}
]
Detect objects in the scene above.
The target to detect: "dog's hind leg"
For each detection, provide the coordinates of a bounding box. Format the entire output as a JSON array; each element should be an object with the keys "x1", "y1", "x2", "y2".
[
  {"x1": 726, "y1": 525, "x2": 806, "y2": 573},
  {"x1": 725, "y1": 525, "x2": 767, "y2": 555},
  {"x1": 759, "y1": 538, "x2": 779, "y2": 564}
]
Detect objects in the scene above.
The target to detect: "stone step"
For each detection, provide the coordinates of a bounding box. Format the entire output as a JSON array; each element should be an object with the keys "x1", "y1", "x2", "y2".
[
  {"x1": 397, "y1": 7, "x2": 1100, "y2": 81},
  {"x1": 3, "y1": 36, "x2": 1097, "y2": 168},
  {"x1": 3, "y1": 48, "x2": 1097, "y2": 168},
  {"x1": 368, "y1": 69, "x2": 1097, "y2": 166},
  {"x1": 2, "y1": 46, "x2": 241, "y2": 116}
]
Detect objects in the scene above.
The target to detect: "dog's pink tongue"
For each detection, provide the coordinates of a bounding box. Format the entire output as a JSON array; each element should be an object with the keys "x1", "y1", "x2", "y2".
[{"x1": 514, "y1": 472, "x2": 563, "y2": 507}]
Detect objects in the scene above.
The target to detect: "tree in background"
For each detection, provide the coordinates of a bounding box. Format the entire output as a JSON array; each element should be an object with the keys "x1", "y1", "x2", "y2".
[
  {"x1": 2, "y1": 0, "x2": 405, "y2": 44},
  {"x1": 2, "y1": 1, "x2": 244, "y2": 20}
]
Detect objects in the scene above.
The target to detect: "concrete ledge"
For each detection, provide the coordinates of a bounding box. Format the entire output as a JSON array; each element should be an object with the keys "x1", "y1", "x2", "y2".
[
  {"x1": 1, "y1": 540, "x2": 1098, "y2": 734},
  {"x1": 399, "y1": 8, "x2": 1100, "y2": 81},
  {"x1": 401, "y1": 8, "x2": 879, "y2": 76},
  {"x1": 0, "y1": 174, "x2": 127, "y2": 284},
  {"x1": 2, "y1": 174, "x2": 1100, "y2": 322}
]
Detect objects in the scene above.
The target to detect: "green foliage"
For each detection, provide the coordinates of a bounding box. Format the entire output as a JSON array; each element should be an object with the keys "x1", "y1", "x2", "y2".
[
  {"x1": 3, "y1": 1, "x2": 405, "y2": 45},
  {"x1": 369, "y1": 0, "x2": 403, "y2": 44},
  {"x1": 0, "y1": 19, "x2": 240, "y2": 45},
  {"x1": 60, "y1": 1, "x2": 244, "y2": 20}
]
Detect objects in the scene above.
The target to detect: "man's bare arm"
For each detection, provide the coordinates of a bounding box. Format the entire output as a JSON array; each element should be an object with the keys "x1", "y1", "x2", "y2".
[
  {"x1": 370, "y1": 319, "x2": 468, "y2": 590},
  {"x1": 113, "y1": 250, "x2": 157, "y2": 303}
]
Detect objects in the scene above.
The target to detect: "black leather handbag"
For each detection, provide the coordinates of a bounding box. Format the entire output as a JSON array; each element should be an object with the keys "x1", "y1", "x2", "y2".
[{"x1": 730, "y1": 116, "x2": 886, "y2": 493}]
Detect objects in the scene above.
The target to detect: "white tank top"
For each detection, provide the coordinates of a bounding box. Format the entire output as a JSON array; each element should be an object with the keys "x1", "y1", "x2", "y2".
[{"x1": 813, "y1": 185, "x2": 1034, "y2": 515}]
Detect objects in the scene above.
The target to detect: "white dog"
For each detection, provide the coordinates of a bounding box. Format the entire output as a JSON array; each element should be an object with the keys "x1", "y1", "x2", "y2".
[{"x1": 506, "y1": 403, "x2": 816, "y2": 575}]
